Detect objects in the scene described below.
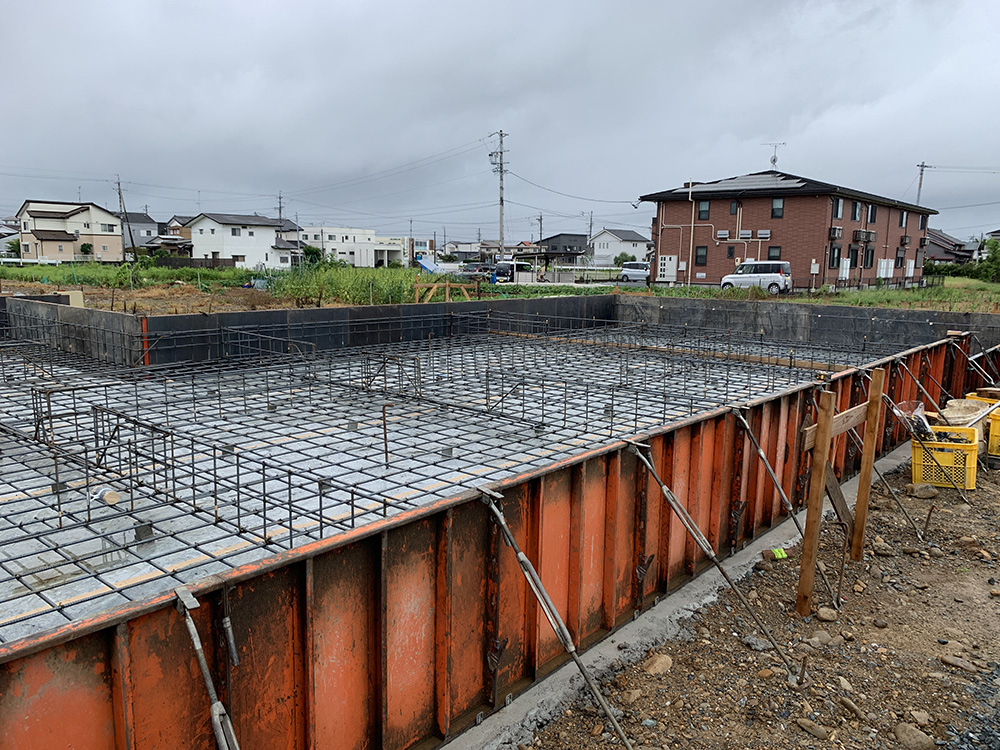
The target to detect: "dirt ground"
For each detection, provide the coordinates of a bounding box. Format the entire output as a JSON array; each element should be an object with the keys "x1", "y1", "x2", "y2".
[
  {"x1": 528, "y1": 463, "x2": 1000, "y2": 749},
  {"x1": 0, "y1": 280, "x2": 288, "y2": 315}
]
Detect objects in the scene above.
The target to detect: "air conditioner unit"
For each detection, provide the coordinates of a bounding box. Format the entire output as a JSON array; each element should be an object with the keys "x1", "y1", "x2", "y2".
[
  {"x1": 757, "y1": 229, "x2": 771, "y2": 239},
  {"x1": 74, "y1": 230, "x2": 80, "y2": 239},
  {"x1": 866, "y1": 231, "x2": 877, "y2": 243},
  {"x1": 716, "y1": 230, "x2": 730, "y2": 240},
  {"x1": 900, "y1": 235, "x2": 911, "y2": 246},
  {"x1": 829, "y1": 227, "x2": 843, "y2": 240},
  {"x1": 738, "y1": 229, "x2": 752, "y2": 239},
  {"x1": 919, "y1": 236, "x2": 928, "y2": 247},
  {"x1": 853, "y1": 230, "x2": 867, "y2": 242}
]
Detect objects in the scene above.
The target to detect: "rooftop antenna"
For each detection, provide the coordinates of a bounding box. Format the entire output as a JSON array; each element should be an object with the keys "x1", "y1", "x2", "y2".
[{"x1": 763, "y1": 142, "x2": 786, "y2": 169}]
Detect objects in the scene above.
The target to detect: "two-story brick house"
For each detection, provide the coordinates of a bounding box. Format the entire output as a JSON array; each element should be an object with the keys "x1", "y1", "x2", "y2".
[{"x1": 639, "y1": 171, "x2": 936, "y2": 290}]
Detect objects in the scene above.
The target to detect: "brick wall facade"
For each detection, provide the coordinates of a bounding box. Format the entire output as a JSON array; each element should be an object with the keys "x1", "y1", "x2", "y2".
[{"x1": 650, "y1": 192, "x2": 929, "y2": 290}]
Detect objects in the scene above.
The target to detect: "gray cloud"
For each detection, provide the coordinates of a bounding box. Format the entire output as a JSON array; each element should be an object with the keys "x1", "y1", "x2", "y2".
[{"x1": 4, "y1": 0, "x2": 998, "y2": 242}]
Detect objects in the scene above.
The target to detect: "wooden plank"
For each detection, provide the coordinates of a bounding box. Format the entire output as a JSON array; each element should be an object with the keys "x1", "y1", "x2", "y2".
[
  {"x1": 801, "y1": 401, "x2": 868, "y2": 450},
  {"x1": 824, "y1": 467, "x2": 854, "y2": 540},
  {"x1": 796, "y1": 390, "x2": 835, "y2": 617},
  {"x1": 851, "y1": 368, "x2": 886, "y2": 560}
]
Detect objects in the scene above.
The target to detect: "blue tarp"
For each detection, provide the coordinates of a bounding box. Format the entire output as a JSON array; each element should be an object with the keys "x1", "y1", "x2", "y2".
[{"x1": 417, "y1": 257, "x2": 440, "y2": 273}]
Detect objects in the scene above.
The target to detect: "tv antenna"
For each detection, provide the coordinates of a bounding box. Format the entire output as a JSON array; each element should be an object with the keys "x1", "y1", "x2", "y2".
[{"x1": 763, "y1": 142, "x2": 786, "y2": 168}]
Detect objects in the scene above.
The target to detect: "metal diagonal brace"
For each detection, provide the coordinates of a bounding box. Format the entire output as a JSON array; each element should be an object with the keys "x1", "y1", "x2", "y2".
[
  {"x1": 624, "y1": 440, "x2": 796, "y2": 674},
  {"x1": 478, "y1": 487, "x2": 634, "y2": 750},
  {"x1": 175, "y1": 587, "x2": 241, "y2": 750},
  {"x1": 731, "y1": 408, "x2": 839, "y2": 607}
]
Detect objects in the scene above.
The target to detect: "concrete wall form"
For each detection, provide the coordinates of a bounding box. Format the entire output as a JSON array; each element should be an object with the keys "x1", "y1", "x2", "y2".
[{"x1": 0, "y1": 331, "x2": 969, "y2": 750}]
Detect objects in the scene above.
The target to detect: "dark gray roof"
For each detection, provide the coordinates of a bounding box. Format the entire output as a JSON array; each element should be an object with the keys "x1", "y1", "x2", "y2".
[
  {"x1": 188, "y1": 213, "x2": 283, "y2": 228},
  {"x1": 926, "y1": 227, "x2": 963, "y2": 246},
  {"x1": 169, "y1": 215, "x2": 194, "y2": 225},
  {"x1": 277, "y1": 218, "x2": 301, "y2": 232},
  {"x1": 114, "y1": 211, "x2": 156, "y2": 224},
  {"x1": 273, "y1": 238, "x2": 302, "y2": 250},
  {"x1": 599, "y1": 228, "x2": 649, "y2": 243},
  {"x1": 30, "y1": 229, "x2": 78, "y2": 241},
  {"x1": 639, "y1": 170, "x2": 938, "y2": 215}
]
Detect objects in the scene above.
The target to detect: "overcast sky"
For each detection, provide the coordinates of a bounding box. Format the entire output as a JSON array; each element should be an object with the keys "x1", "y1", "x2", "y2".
[{"x1": 5, "y1": 0, "x2": 998, "y2": 243}]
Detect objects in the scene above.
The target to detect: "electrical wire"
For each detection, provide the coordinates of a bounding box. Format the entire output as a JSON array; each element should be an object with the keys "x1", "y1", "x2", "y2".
[{"x1": 507, "y1": 172, "x2": 637, "y2": 204}]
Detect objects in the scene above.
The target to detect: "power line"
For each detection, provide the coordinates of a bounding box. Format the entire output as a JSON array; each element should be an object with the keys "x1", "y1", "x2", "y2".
[{"x1": 507, "y1": 172, "x2": 636, "y2": 204}]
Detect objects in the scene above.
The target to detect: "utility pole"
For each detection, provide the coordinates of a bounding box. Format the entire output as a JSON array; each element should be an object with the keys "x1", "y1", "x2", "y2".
[
  {"x1": 116, "y1": 174, "x2": 136, "y2": 257},
  {"x1": 490, "y1": 131, "x2": 507, "y2": 262},
  {"x1": 77, "y1": 186, "x2": 82, "y2": 202},
  {"x1": 277, "y1": 192, "x2": 284, "y2": 223},
  {"x1": 916, "y1": 161, "x2": 927, "y2": 205},
  {"x1": 537, "y1": 213, "x2": 543, "y2": 247},
  {"x1": 409, "y1": 218, "x2": 413, "y2": 263},
  {"x1": 588, "y1": 211, "x2": 594, "y2": 267}
]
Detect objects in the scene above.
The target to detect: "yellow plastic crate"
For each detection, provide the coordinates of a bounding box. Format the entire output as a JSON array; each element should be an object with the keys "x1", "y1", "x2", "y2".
[
  {"x1": 911, "y1": 425, "x2": 978, "y2": 490},
  {"x1": 965, "y1": 393, "x2": 1000, "y2": 457}
]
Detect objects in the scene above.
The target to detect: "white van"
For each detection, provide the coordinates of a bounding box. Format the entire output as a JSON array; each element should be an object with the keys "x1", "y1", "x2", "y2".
[
  {"x1": 620, "y1": 261, "x2": 649, "y2": 282},
  {"x1": 720, "y1": 261, "x2": 792, "y2": 294}
]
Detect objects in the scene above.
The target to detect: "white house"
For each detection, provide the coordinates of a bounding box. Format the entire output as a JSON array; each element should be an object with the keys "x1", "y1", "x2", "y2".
[
  {"x1": 16, "y1": 200, "x2": 124, "y2": 262},
  {"x1": 588, "y1": 228, "x2": 651, "y2": 267},
  {"x1": 285, "y1": 225, "x2": 413, "y2": 267},
  {"x1": 186, "y1": 213, "x2": 290, "y2": 269}
]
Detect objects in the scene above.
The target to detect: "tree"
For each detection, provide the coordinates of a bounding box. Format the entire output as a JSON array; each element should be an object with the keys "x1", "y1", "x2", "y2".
[
  {"x1": 5, "y1": 237, "x2": 20, "y2": 258},
  {"x1": 301, "y1": 244, "x2": 323, "y2": 265},
  {"x1": 978, "y1": 238, "x2": 1000, "y2": 283},
  {"x1": 614, "y1": 252, "x2": 637, "y2": 267},
  {"x1": 80, "y1": 242, "x2": 93, "y2": 256}
]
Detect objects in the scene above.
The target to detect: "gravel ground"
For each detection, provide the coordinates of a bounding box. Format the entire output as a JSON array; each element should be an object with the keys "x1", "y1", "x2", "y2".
[{"x1": 521, "y1": 462, "x2": 1000, "y2": 749}]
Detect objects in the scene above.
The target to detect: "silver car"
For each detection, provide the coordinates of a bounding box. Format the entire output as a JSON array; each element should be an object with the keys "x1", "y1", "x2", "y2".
[{"x1": 720, "y1": 261, "x2": 792, "y2": 294}]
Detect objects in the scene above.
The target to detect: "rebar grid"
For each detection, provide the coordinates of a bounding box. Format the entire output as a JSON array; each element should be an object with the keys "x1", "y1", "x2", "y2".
[{"x1": 0, "y1": 311, "x2": 904, "y2": 644}]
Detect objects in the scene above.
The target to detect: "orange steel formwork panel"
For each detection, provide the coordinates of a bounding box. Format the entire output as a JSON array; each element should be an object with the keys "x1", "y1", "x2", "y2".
[{"x1": 0, "y1": 336, "x2": 973, "y2": 750}]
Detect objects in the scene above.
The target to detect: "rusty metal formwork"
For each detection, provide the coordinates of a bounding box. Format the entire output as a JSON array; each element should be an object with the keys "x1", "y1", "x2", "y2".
[{"x1": 0, "y1": 307, "x2": 984, "y2": 750}]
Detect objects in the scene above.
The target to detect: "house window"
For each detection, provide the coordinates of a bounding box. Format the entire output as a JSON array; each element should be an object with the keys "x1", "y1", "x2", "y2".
[
  {"x1": 730, "y1": 201, "x2": 738, "y2": 215},
  {"x1": 919, "y1": 214, "x2": 927, "y2": 231},
  {"x1": 101, "y1": 223, "x2": 116, "y2": 232},
  {"x1": 727, "y1": 245, "x2": 734, "y2": 259},
  {"x1": 851, "y1": 201, "x2": 861, "y2": 221},
  {"x1": 101, "y1": 245, "x2": 108, "y2": 252},
  {"x1": 915, "y1": 249, "x2": 924, "y2": 268},
  {"x1": 83, "y1": 222, "x2": 90, "y2": 229},
  {"x1": 899, "y1": 210, "x2": 907, "y2": 228},
  {"x1": 868, "y1": 204, "x2": 877, "y2": 223},
  {"x1": 21, "y1": 243, "x2": 28, "y2": 254},
  {"x1": 864, "y1": 245, "x2": 875, "y2": 268},
  {"x1": 232, "y1": 255, "x2": 246, "y2": 262},
  {"x1": 199, "y1": 228, "x2": 204, "y2": 235},
  {"x1": 832, "y1": 198, "x2": 843, "y2": 220},
  {"x1": 767, "y1": 245, "x2": 781, "y2": 260},
  {"x1": 328, "y1": 235, "x2": 334, "y2": 241},
  {"x1": 280, "y1": 256, "x2": 289, "y2": 263},
  {"x1": 58, "y1": 244, "x2": 64, "y2": 252},
  {"x1": 232, "y1": 228, "x2": 241, "y2": 236},
  {"x1": 248, "y1": 230, "x2": 254, "y2": 237},
  {"x1": 697, "y1": 201, "x2": 709, "y2": 221},
  {"x1": 770, "y1": 198, "x2": 783, "y2": 219},
  {"x1": 895, "y1": 248, "x2": 906, "y2": 268},
  {"x1": 211, "y1": 228, "x2": 215, "y2": 235},
  {"x1": 848, "y1": 244, "x2": 859, "y2": 268},
  {"x1": 694, "y1": 246, "x2": 707, "y2": 266},
  {"x1": 829, "y1": 244, "x2": 842, "y2": 268},
  {"x1": 314, "y1": 234, "x2": 320, "y2": 240},
  {"x1": 22, "y1": 221, "x2": 27, "y2": 230}
]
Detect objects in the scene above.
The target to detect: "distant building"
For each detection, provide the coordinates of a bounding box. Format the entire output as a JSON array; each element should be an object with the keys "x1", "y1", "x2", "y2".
[
  {"x1": 640, "y1": 171, "x2": 936, "y2": 288},
  {"x1": 588, "y1": 229, "x2": 651, "y2": 267},
  {"x1": 15, "y1": 200, "x2": 124, "y2": 262},
  {"x1": 114, "y1": 211, "x2": 158, "y2": 250},
  {"x1": 186, "y1": 213, "x2": 290, "y2": 269},
  {"x1": 537, "y1": 233, "x2": 588, "y2": 265},
  {"x1": 924, "y1": 228, "x2": 973, "y2": 264},
  {"x1": 285, "y1": 226, "x2": 412, "y2": 267}
]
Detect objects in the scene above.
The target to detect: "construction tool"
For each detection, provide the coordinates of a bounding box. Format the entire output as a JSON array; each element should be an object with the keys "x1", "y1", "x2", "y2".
[
  {"x1": 478, "y1": 487, "x2": 635, "y2": 750},
  {"x1": 175, "y1": 587, "x2": 241, "y2": 750},
  {"x1": 624, "y1": 440, "x2": 797, "y2": 674}
]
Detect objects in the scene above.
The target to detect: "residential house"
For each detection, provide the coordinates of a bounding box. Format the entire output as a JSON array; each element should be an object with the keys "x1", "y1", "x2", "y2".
[
  {"x1": 284, "y1": 226, "x2": 409, "y2": 267},
  {"x1": 588, "y1": 229, "x2": 651, "y2": 267},
  {"x1": 441, "y1": 241, "x2": 481, "y2": 263},
  {"x1": 639, "y1": 171, "x2": 936, "y2": 288},
  {"x1": 114, "y1": 211, "x2": 159, "y2": 251},
  {"x1": 924, "y1": 228, "x2": 973, "y2": 264},
  {"x1": 16, "y1": 200, "x2": 124, "y2": 262},
  {"x1": 537, "y1": 233, "x2": 588, "y2": 266},
  {"x1": 186, "y1": 213, "x2": 289, "y2": 269}
]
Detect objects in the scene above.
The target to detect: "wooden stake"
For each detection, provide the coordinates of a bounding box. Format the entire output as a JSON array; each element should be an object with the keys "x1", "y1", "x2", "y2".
[
  {"x1": 850, "y1": 367, "x2": 885, "y2": 560},
  {"x1": 796, "y1": 390, "x2": 836, "y2": 616}
]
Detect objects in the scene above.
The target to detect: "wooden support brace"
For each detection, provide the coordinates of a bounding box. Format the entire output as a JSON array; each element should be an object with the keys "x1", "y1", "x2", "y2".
[
  {"x1": 796, "y1": 390, "x2": 835, "y2": 617},
  {"x1": 851, "y1": 367, "x2": 886, "y2": 560}
]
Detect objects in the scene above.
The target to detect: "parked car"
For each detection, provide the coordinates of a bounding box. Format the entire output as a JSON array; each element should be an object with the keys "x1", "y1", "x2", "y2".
[
  {"x1": 620, "y1": 261, "x2": 649, "y2": 282},
  {"x1": 494, "y1": 261, "x2": 533, "y2": 283},
  {"x1": 458, "y1": 262, "x2": 494, "y2": 279},
  {"x1": 720, "y1": 261, "x2": 792, "y2": 294}
]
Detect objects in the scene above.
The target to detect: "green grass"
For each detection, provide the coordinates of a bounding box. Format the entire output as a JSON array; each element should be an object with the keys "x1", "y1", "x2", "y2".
[{"x1": 0, "y1": 262, "x2": 253, "y2": 289}]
